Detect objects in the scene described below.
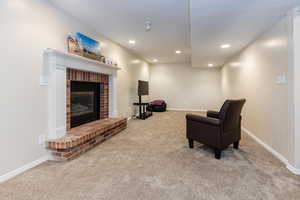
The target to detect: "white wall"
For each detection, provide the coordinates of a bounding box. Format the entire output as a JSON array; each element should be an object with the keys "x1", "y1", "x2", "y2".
[
  {"x1": 290, "y1": 12, "x2": 300, "y2": 170},
  {"x1": 222, "y1": 17, "x2": 290, "y2": 159},
  {"x1": 0, "y1": 0, "x2": 149, "y2": 177},
  {"x1": 150, "y1": 63, "x2": 222, "y2": 111}
]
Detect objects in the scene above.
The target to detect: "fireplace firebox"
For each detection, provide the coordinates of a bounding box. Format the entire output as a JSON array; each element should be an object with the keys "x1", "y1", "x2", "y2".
[{"x1": 71, "y1": 81, "x2": 100, "y2": 128}]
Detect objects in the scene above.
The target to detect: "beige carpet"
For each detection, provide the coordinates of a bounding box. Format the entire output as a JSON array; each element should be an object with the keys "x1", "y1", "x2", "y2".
[{"x1": 1, "y1": 111, "x2": 300, "y2": 200}]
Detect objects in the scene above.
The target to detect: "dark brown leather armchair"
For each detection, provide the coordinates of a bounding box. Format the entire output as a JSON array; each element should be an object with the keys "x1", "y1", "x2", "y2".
[{"x1": 186, "y1": 99, "x2": 246, "y2": 159}]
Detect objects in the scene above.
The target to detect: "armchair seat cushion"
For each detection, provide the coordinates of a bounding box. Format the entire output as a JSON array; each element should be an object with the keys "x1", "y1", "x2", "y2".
[{"x1": 186, "y1": 114, "x2": 221, "y2": 127}]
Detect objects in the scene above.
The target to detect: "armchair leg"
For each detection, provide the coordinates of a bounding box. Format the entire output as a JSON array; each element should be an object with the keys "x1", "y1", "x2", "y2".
[
  {"x1": 233, "y1": 141, "x2": 240, "y2": 149},
  {"x1": 188, "y1": 139, "x2": 194, "y2": 149},
  {"x1": 215, "y1": 149, "x2": 221, "y2": 159}
]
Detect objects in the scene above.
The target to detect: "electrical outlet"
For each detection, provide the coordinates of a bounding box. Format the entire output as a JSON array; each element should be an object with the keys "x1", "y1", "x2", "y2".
[
  {"x1": 38, "y1": 134, "x2": 46, "y2": 145},
  {"x1": 276, "y1": 75, "x2": 287, "y2": 84}
]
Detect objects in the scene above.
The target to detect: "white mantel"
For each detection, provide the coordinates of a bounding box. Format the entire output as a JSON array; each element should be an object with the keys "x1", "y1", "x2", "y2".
[{"x1": 41, "y1": 48, "x2": 120, "y2": 139}]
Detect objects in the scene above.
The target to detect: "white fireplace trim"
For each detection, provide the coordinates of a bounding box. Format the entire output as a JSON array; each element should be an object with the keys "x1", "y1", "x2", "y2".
[{"x1": 41, "y1": 48, "x2": 120, "y2": 139}]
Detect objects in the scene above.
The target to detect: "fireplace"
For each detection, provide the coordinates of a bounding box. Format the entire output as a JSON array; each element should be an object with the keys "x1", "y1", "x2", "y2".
[
  {"x1": 42, "y1": 49, "x2": 118, "y2": 140},
  {"x1": 71, "y1": 81, "x2": 100, "y2": 128}
]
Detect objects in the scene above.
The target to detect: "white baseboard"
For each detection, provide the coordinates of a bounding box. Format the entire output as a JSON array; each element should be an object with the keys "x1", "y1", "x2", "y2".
[
  {"x1": 167, "y1": 108, "x2": 207, "y2": 112},
  {"x1": 242, "y1": 127, "x2": 300, "y2": 175},
  {"x1": 286, "y1": 163, "x2": 300, "y2": 175},
  {"x1": 0, "y1": 156, "x2": 49, "y2": 183}
]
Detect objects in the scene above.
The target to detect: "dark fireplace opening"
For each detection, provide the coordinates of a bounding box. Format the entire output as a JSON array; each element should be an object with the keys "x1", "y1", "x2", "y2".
[{"x1": 71, "y1": 81, "x2": 100, "y2": 128}]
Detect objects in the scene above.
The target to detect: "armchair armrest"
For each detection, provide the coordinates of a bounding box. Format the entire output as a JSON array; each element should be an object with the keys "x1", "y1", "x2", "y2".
[
  {"x1": 186, "y1": 114, "x2": 221, "y2": 127},
  {"x1": 207, "y1": 110, "x2": 220, "y2": 119}
]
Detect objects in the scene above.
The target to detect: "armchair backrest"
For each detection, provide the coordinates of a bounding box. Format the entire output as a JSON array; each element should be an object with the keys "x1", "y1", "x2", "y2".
[{"x1": 219, "y1": 99, "x2": 246, "y2": 132}]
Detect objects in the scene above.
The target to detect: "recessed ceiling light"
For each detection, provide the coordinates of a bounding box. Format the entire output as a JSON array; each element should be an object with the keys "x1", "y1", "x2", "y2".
[
  {"x1": 220, "y1": 44, "x2": 231, "y2": 49},
  {"x1": 152, "y1": 59, "x2": 158, "y2": 63},
  {"x1": 208, "y1": 63, "x2": 214, "y2": 67},
  {"x1": 175, "y1": 50, "x2": 182, "y2": 54},
  {"x1": 129, "y1": 40, "x2": 136, "y2": 44}
]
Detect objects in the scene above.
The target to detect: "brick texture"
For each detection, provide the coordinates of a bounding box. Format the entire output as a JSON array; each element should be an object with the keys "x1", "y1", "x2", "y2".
[
  {"x1": 66, "y1": 68, "x2": 109, "y2": 131},
  {"x1": 47, "y1": 118, "x2": 127, "y2": 161}
]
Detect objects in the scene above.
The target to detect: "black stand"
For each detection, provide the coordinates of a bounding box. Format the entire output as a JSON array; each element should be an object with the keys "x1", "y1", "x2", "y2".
[{"x1": 133, "y1": 96, "x2": 152, "y2": 120}]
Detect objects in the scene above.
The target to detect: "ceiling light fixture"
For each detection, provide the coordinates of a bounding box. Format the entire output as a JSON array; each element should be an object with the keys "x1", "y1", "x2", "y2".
[
  {"x1": 129, "y1": 40, "x2": 136, "y2": 44},
  {"x1": 145, "y1": 20, "x2": 152, "y2": 32},
  {"x1": 152, "y1": 59, "x2": 158, "y2": 63},
  {"x1": 208, "y1": 63, "x2": 214, "y2": 67},
  {"x1": 220, "y1": 44, "x2": 231, "y2": 49},
  {"x1": 175, "y1": 50, "x2": 182, "y2": 54}
]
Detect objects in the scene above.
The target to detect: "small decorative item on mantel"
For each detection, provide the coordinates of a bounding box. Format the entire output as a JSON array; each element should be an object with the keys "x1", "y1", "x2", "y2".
[
  {"x1": 100, "y1": 56, "x2": 106, "y2": 64},
  {"x1": 105, "y1": 58, "x2": 113, "y2": 65}
]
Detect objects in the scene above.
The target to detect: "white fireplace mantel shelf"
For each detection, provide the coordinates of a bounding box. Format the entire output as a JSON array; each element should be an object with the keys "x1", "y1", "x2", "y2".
[
  {"x1": 47, "y1": 48, "x2": 121, "y2": 69},
  {"x1": 41, "y1": 48, "x2": 121, "y2": 86},
  {"x1": 41, "y1": 48, "x2": 119, "y2": 140}
]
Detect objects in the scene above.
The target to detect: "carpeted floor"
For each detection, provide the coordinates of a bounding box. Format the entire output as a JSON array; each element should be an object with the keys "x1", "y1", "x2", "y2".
[{"x1": 1, "y1": 111, "x2": 300, "y2": 200}]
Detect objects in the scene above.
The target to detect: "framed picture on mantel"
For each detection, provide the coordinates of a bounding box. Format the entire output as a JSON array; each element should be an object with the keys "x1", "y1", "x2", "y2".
[{"x1": 68, "y1": 32, "x2": 102, "y2": 62}]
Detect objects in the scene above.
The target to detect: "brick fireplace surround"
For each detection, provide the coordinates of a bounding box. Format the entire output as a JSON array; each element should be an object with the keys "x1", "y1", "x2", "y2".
[
  {"x1": 66, "y1": 68, "x2": 109, "y2": 130},
  {"x1": 42, "y1": 49, "x2": 126, "y2": 161}
]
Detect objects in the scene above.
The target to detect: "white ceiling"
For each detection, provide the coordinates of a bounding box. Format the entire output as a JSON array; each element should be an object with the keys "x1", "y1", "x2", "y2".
[
  {"x1": 49, "y1": 0, "x2": 300, "y2": 67},
  {"x1": 190, "y1": 0, "x2": 300, "y2": 67}
]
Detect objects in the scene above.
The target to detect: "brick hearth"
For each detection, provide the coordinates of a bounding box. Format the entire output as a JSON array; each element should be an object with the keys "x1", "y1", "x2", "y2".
[{"x1": 47, "y1": 118, "x2": 127, "y2": 161}]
